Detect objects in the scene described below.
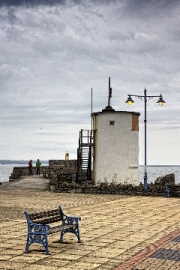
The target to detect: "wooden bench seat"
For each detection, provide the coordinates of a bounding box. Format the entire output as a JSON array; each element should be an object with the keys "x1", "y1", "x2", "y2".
[{"x1": 24, "y1": 206, "x2": 81, "y2": 254}]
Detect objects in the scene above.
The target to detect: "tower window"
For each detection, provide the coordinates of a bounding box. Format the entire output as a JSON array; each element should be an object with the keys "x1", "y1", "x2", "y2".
[{"x1": 109, "y1": 121, "x2": 115, "y2": 126}]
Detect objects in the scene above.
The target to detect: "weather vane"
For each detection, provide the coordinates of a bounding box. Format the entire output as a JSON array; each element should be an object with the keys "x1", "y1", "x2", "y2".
[
  {"x1": 103, "y1": 77, "x2": 114, "y2": 111},
  {"x1": 108, "y1": 77, "x2": 112, "y2": 107}
]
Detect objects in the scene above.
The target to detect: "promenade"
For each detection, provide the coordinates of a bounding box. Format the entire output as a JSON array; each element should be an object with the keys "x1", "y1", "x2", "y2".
[{"x1": 0, "y1": 181, "x2": 180, "y2": 269}]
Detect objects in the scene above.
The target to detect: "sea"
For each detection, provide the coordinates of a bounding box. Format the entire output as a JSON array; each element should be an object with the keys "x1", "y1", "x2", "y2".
[
  {"x1": 0, "y1": 164, "x2": 180, "y2": 184},
  {"x1": 0, "y1": 163, "x2": 47, "y2": 183}
]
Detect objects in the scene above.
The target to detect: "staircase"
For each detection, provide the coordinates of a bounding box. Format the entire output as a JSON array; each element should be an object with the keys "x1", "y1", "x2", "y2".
[{"x1": 77, "y1": 129, "x2": 93, "y2": 182}]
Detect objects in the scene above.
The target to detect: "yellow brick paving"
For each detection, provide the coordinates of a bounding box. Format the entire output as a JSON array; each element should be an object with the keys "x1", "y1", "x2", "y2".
[{"x1": 0, "y1": 190, "x2": 179, "y2": 270}]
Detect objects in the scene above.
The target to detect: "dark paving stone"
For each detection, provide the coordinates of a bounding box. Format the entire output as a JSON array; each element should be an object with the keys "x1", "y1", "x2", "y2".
[
  {"x1": 173, "y1": 236, "x2": 180, "y2": 242},
  {"x1": 115, "y1": 230, "x2": 180, "y2": 270},
  {"x1": 150, "y1": 248, "x2": 180, "y2": 261}
]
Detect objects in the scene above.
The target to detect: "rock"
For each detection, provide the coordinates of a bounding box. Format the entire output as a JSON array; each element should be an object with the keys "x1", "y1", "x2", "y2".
[
  {"x1": 155, "y1": 173, "x2": 175, "y2": 185},
  {"x1": 49, "y1": 185, "x2": 56, "y2": 192}
]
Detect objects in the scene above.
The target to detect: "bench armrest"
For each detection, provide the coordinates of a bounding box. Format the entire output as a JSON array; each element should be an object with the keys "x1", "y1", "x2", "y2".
[
  {"x1": 58, "y1": 206, "x2": 81, "y2": 225},
  {"x1": 24, "y1": 211, "x2": 50, "y2": 232}
]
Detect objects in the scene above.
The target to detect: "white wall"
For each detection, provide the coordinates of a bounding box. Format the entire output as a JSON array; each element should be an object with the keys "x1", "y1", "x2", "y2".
[{"x1": 93, "y1": 111, "x2": 140, "y2": 186}]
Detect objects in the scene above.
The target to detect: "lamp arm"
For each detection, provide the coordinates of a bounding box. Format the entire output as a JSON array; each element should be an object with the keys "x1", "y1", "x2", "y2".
[
  {"x1": 129, "y1": 94, "x2": 162, "y2": 98},
  {"x1": 146, "y1": 95, "x2": 163, "y2": 98},
  {"x1": 129, "y1": 94, "x2": 144, "y2": 98},
  {"x1": 129, "y1": 94, "x2": 163, "y2": 102}
]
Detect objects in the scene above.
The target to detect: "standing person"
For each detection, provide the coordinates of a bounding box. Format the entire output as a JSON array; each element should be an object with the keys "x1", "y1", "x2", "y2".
[
  {"x1": 36, "y1": 159, "x2": 41, "y2": 176},
  {"x1": 28, "y1": 160, "x2": 33, "y2": 175}
]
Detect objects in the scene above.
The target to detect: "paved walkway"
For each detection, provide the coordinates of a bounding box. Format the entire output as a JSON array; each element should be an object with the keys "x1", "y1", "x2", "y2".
[
  {"x1": 0, "y1": 175, "x2": 50, "y2": 190},
  {"x1": 0, "y1": 189, "x2": 180, "y2": 269}
]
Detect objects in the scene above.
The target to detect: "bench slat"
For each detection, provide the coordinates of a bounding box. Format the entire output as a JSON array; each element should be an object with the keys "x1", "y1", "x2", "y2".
[
  {"x1": 29, "y1": 209, "x2": 62, "y2": 224},
  {"x1": 48, "y1": 224, "x2": 76, "y2": 234},
  {"x1": 33, "y1": 216, "x2": 62, "y2": 225}
]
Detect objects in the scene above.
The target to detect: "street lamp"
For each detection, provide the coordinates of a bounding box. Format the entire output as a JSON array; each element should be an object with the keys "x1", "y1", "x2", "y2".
[{"x1": 125, "y1": 88, "x2": 166, "y2": 190}]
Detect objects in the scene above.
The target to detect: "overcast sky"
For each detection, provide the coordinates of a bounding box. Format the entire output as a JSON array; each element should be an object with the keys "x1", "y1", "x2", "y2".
[{"x1": 0, "y1": 0, "x2": 180, "y2": 164}]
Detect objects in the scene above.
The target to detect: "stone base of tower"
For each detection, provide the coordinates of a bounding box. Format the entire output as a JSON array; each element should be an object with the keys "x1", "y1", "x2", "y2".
[{"x1": 94, "y1": 166, "x2": 140, "y2": 186}]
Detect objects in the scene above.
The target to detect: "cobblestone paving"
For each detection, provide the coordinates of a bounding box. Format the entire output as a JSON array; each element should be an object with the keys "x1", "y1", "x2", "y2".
[{"x1": 0, "y1": 189, "x2": 180, "y2": 269}]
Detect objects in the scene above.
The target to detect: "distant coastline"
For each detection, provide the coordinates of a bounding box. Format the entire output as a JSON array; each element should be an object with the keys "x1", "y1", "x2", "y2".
[
  {"x1": 0, "y1": 161, "x2": 179, "y2": 166},
  {"x1": 0, "y1": 160, "x2": 48, "y2": 165}
]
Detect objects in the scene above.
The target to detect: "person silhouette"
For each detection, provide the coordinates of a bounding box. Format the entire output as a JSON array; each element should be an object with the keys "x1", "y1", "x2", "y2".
[
  {"x1": 28, "y1": 160, "x2": 33, "y2": 175},
  {"x1": 36, "y1": 159, "x2": 41, "y2": 176}
]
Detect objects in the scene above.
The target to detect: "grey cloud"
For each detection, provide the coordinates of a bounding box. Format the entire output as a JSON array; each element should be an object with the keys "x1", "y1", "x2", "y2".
[
  {"x1": 22, "y1": 144, "x2": 77, "y2": 155},
  {"x1": 0, "y1": 0, "x2": 65, "y2": 7},
  {"x1": 123, "y1": 0, "x2": 180, "y2": 17},
  {"x1": 0, "y1": 0, "x2": 115, "y2": 7},
  {"x1": 0, "y1": 0, "x2": 180, "y2": 162}
]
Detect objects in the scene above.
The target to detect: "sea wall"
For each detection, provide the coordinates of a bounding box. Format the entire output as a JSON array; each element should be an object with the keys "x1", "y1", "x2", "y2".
[
  {"x1": 9, "y1": 166, "x2": 49, "y2": 181},
  {"x1": 9, "y1": 160, "x2": 77, "y2": 185}
]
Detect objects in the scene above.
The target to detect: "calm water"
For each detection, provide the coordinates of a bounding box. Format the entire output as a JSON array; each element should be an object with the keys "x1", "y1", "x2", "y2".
[
  {"x1": 139, "y1": 165, "x2": 180, "y2": 185},
  {"x1": 0, "y1": 164, "x2": 180, "y2": 184},
  {"x1": 0, "y1": 164, "x2": 47, "y2": 183}
]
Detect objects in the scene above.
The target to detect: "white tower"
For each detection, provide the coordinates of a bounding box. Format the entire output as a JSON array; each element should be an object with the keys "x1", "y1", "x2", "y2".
[{"x1": 92, "y1": 78, "x2": 140, "y2": 186}]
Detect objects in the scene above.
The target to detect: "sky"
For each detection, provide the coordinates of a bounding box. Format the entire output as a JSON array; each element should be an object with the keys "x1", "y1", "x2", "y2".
[{"x1": 0, "y1": 0, "x2": 180, "y2": 165}]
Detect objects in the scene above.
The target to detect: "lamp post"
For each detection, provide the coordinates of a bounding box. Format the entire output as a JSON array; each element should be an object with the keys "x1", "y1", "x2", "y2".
[{"x1": 125, "y1": 88, "x2": 166, "y2": 190}]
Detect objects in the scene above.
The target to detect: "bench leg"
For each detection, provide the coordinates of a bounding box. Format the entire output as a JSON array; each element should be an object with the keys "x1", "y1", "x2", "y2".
[
  {"x1": 44, "y1": 235, "x2": 50, "y2": 255},
  {"x1": 60, "y1": 231, "x2": 64, "y2": 242},
  {"x1": 60, "y1": 227, "x2": 81, "y2": 243},
  {"x1": 39, "y1": 234, "x2": 50, "y2": 255},
  {"x1": 77, "y1": 227, "x2": 81, "y2": 243},
  {"x1": 24, "y1": 233, "x2": 50, "y2": 255},
  {"x1": 24, "y1": 236, "x2": 30, "y2": 253}
]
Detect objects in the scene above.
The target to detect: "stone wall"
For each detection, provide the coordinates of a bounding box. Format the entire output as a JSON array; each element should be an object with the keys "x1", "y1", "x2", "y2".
[
  {"x1": 54, "y1": 172, "x2": 179, "y2": 196},
  {"x1": 9, "y1": 166, "x2": 49, "y2": 181},
  {"x1": 155, "y1": 173, "x2": 175, "y2": 185},
  {"x1": 49, "y1": 160, "x2": 76, "y2": 166},
  {"x1": 43, "y1": 160, "x2": 77, "y2": 189},
  {"x1": 54, "y1": 181, "x2": 178, "y2": 196}
]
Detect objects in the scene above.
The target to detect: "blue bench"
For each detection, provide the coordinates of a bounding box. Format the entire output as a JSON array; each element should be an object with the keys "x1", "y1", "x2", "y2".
[
  {"x1": 165, "y1": 184, "x2": 180, "y2": 197},
  {"x1": 24, "y1": 206, "x2": 81, "y2": 254}
]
